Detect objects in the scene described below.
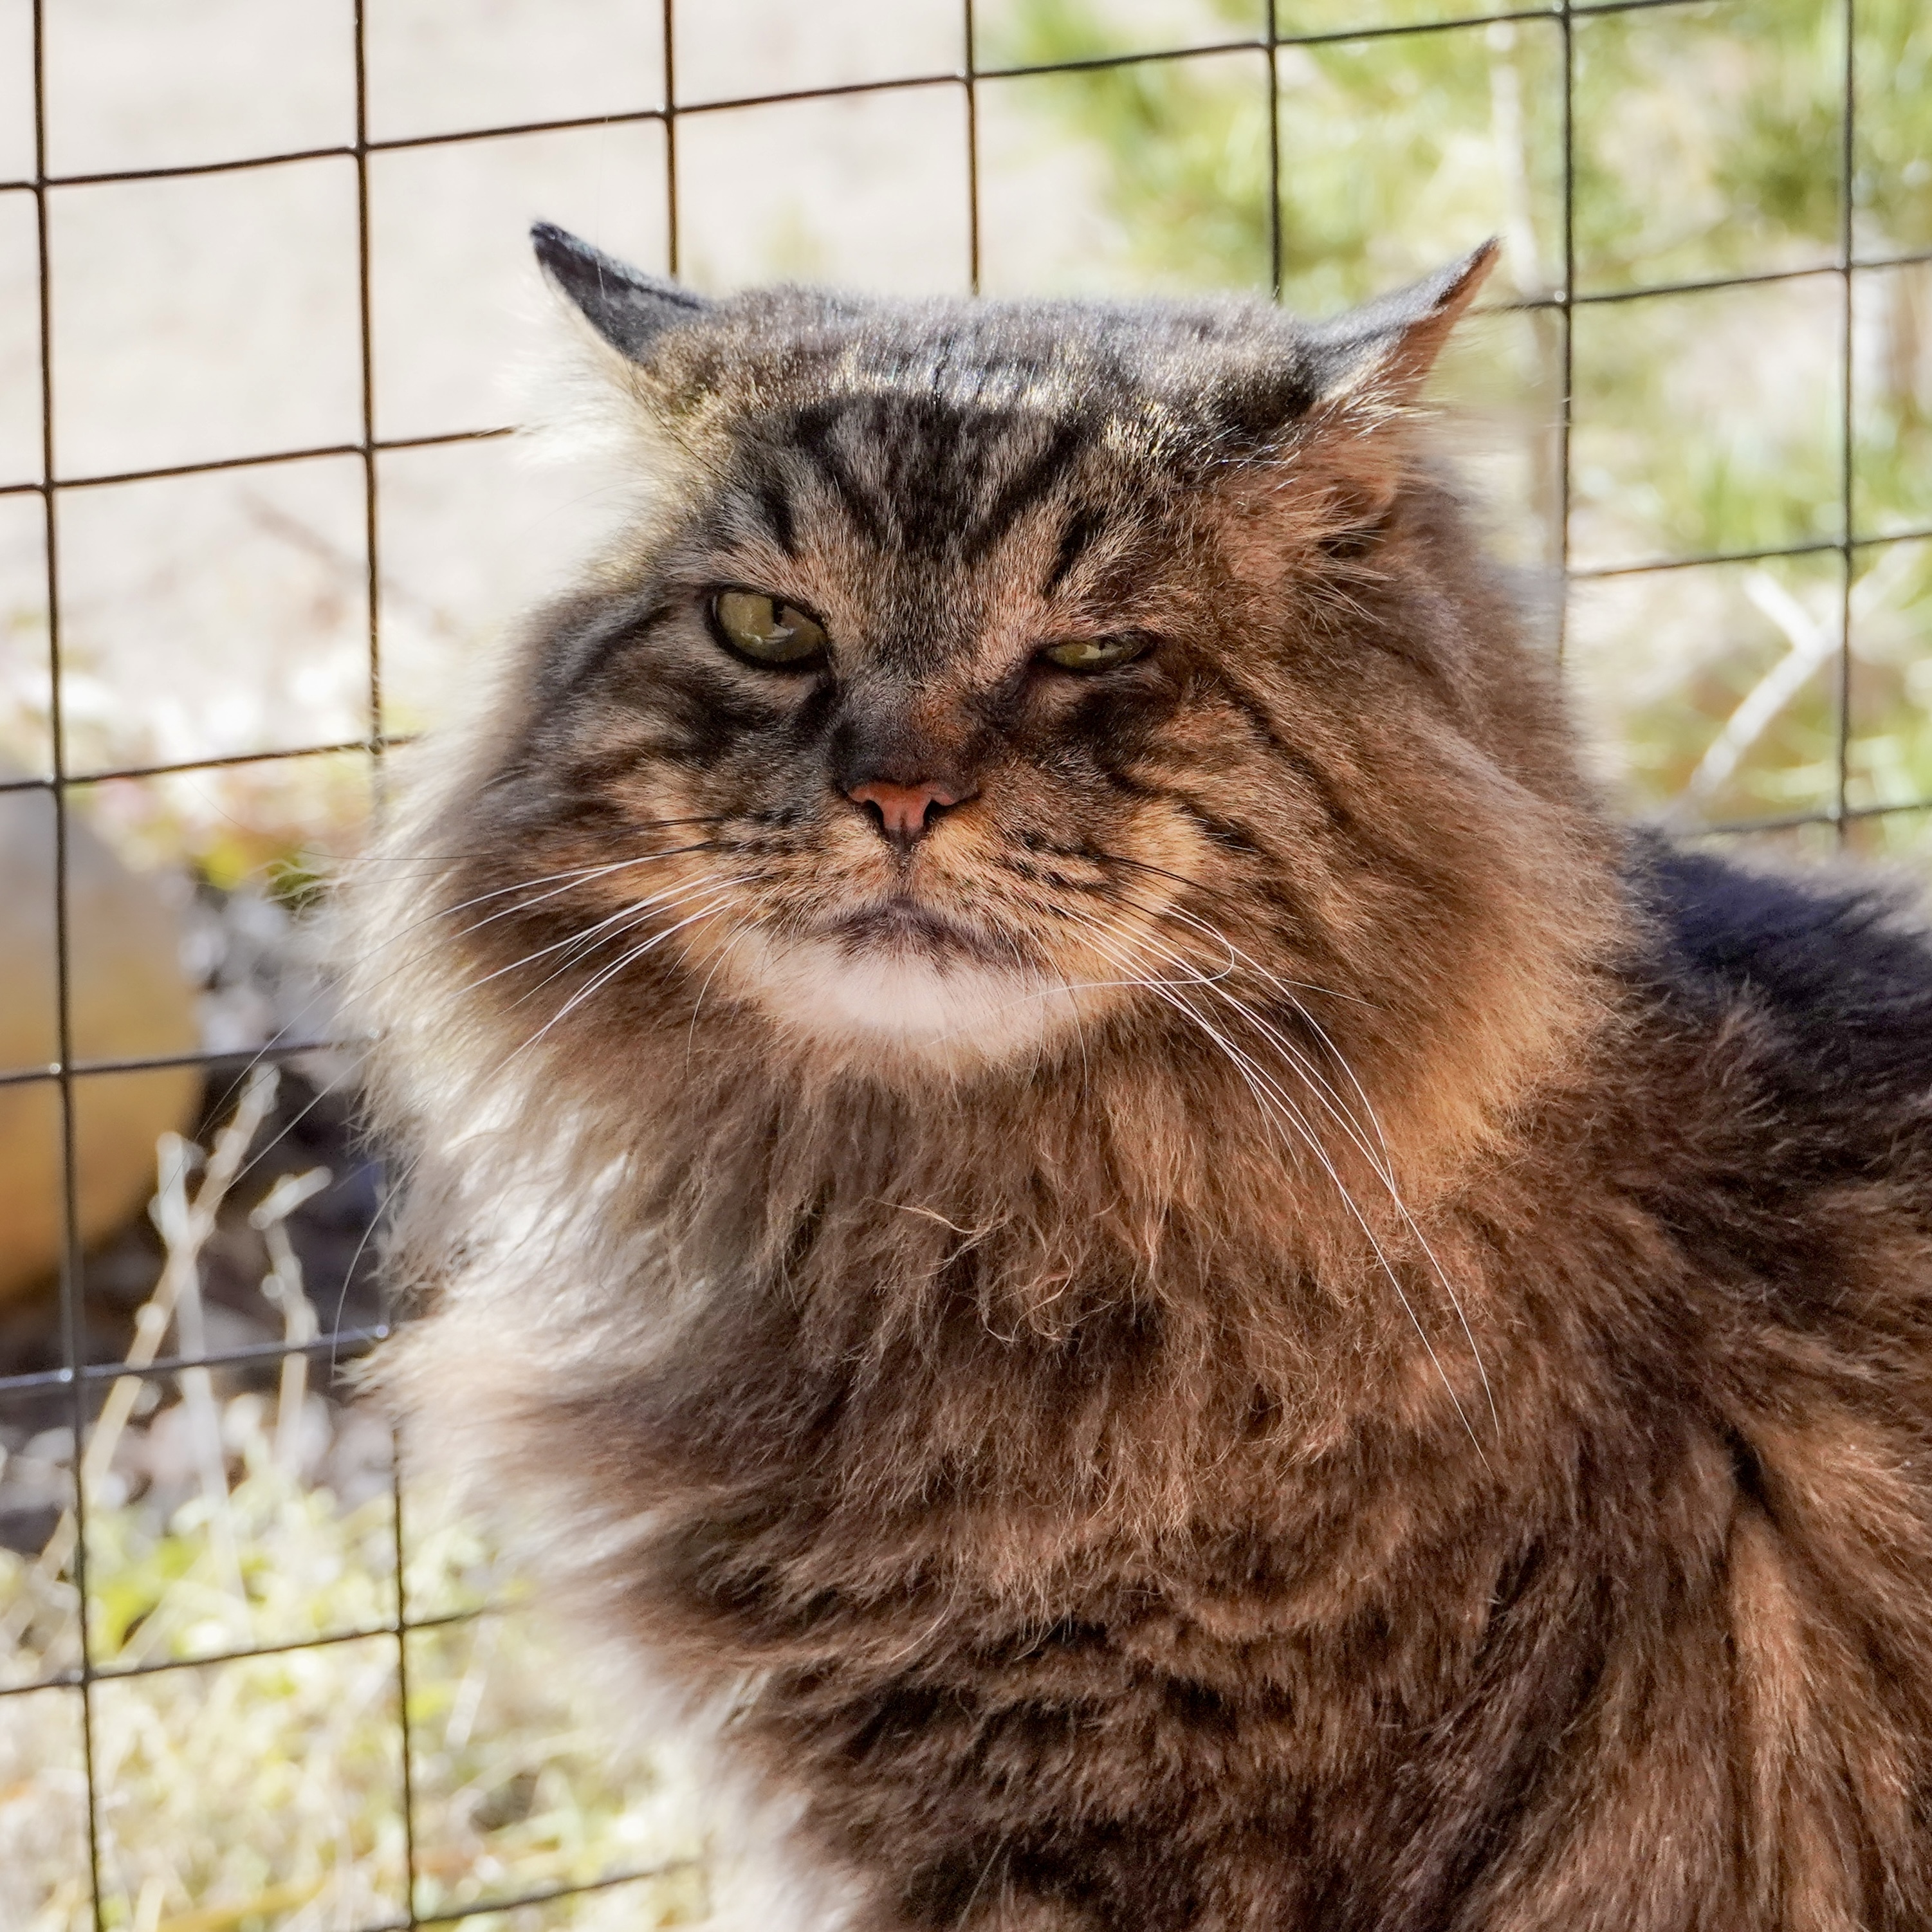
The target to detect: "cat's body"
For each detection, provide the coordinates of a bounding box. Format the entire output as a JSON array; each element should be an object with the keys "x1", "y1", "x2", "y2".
[{"x1": 355, "y1": 229, "x2": 1932, "y2": 1930}]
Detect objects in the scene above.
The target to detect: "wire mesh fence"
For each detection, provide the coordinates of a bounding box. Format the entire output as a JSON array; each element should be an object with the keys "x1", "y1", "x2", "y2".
[{"x1": 1, "y1": 0, "x2": 1927, "y2": 1925}]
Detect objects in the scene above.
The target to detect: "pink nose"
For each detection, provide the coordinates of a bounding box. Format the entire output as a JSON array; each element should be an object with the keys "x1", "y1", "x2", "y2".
[{"x1": 847, "y1": 778, "x2": 967, "y2": 847}]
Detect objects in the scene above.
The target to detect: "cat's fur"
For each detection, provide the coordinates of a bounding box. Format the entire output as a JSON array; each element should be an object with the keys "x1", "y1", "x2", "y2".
[{"x1": 352, "y1": 225, "x2": 1932, "y2": 1931}]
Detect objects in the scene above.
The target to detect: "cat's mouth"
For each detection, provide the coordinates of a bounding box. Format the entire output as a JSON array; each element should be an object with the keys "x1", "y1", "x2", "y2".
[{"x1": 823, "y1": 894, "x2": 1012, "y2": 968}]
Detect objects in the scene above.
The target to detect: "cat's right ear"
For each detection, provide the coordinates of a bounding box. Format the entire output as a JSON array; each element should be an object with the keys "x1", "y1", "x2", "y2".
[
  {"x1": 531, "y1": 223, "x2": 712, "y2": 362},
  {"x1": 1304, "y1": 240, "x2": 1500, "y2": 410}
]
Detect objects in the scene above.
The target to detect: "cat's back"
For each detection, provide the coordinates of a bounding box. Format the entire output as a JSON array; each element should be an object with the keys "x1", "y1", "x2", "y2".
[{"x1": 1642, "y1": 841, "x2": 1932, "y2": 1143}]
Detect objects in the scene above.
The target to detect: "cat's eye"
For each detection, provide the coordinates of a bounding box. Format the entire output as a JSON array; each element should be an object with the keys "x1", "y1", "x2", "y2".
[
  {"x1": 1038, "y1": 632, "x2": 1155, "y2": 673},
  {"x1": 709, "y1": 589, "x2": 829, "y2": 667}
]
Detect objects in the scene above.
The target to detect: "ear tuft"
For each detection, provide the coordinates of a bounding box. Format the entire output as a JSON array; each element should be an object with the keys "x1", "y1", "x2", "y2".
[
  {"x1": 1308, "y1": 239, "x2": 1501, "y2": 405},
  {"x1": 531, "y1": 221, "x2": 711, "y2": 363}
]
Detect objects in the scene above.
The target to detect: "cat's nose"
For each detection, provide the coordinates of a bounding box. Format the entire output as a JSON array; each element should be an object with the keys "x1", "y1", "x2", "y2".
[{"x1": 846, "y1": 778, "x2": 971, "y2": 849}]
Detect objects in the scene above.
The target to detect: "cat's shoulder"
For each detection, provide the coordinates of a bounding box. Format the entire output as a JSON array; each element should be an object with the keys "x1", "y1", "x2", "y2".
[{"x1": 1635, "y1": 834, "x2": 1932, "y2": 1109}]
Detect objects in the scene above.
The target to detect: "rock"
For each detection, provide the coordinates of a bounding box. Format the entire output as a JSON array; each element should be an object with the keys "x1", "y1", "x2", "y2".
[{"x1": 0, "y1": 785, "x2": 201, "y2": 1303}]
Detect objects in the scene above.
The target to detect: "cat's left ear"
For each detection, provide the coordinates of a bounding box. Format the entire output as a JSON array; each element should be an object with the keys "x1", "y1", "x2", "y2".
[
  {"x1": 1305, "y1": 239, "x2": 1500, "y2": 409},
  {"x1": 1237, "y1": 241, "x2": 1498, "y2": 551},
  {"x1": 531, "y1": 222, "x2": 712, "y2": 362}
]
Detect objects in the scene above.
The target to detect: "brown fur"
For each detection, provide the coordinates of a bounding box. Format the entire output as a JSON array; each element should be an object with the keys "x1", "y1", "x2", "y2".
[{"x1": 349, "y1": 236, "x2": 1932, "y2": 1929}]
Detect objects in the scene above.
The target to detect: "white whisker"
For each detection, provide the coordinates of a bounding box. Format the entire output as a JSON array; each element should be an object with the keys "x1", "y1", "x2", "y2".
[
  {"x1": 1062, "y1": 907, "x2": 1491, "y2": 1465},
  {"x1": 505, "y1": 893, "x2": 741, "y2": 1067},
  {"x1": 490, "y1": 876, "x2": 752, "y2": 1009},
  {"x1": 685, "y1": 920, "x2": 760, "y2": 1067},
  {"x1": 1109, "y1": 895, "x2": 1497, "y2": 1433},
  {"x1": 437, "y1": 843, "x2": 723, "y2": 952}
]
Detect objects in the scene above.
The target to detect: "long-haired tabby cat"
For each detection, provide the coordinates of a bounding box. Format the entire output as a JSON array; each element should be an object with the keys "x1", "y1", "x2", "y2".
[{"x1": 352, "y1": 222, "x2": 1932, "y2": 1930}]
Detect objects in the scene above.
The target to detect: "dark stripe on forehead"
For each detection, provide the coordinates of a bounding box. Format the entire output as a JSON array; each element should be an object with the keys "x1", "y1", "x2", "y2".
[
  {"x1": 791, "y1": 400, "x2": 888, "y2": 545},
  {"x1": 780, "y1": 392, "x2": 1096, "y2": 561},
  {"x1": 1044, "y1": 506, "x2": 1106, "y2": 596},
  {"x1": 959, "y1": 419, "x2": 1088, "y2": 565},
  {"x1": 753, "y1": 475, "x2": 798, "y2": 556}
]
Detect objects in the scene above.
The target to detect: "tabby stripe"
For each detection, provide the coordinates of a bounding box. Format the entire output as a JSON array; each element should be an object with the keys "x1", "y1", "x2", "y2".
[
  {"x1": 1044, "y1": 505, "x2": 1107, "y2": 596},
  {"x1": 1208, "y1": 677, "x2": 1454, "y2": 906},
  {"x1": 1206, "y1": 672, "x2": 1455, "y2": 899},
  {"x1": 555, "y1": 597, "x2": 677, "y2": 699},
  {"x1": 752, "y1": 474, "x2": 798, "y2": 556},
  {"x1": 791, "y1": 403, "x2": 887, "y2": 544},
  {"x1": 962, "y1": 421, "x2": 1088, "y2": 563},
  {"x1": 650, "y1": 669, "x2": 792, "y2": 770},
  {"x1": 1090, "y1": 761, "x2": 1270, "y2": 860},
  {"x1": 1207, "y1": 669, "x2": 1357, "y2": 836}
]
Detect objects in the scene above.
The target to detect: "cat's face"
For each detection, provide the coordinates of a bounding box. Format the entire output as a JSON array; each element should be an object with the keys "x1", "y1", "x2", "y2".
[
  {"x1": 437, "y1": 232, "x2": 1598, "y2": 1105},
  {"x1": 507, "y1": 353, "x2": 1263, "y2": 1069}
]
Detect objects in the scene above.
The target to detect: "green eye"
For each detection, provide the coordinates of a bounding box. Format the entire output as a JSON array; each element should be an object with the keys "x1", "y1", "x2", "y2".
[
  {"x1": 1038, "y1": 632, "x2": 1155, "y2": 673},
  {"x1": 710, "y1": 589, "x2": 829, "y2": 666}
]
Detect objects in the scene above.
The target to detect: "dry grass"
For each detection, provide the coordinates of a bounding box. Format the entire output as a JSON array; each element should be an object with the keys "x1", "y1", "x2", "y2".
[{"x1": 0, "y1": 1074, "x2": 712, "y2": 1932}]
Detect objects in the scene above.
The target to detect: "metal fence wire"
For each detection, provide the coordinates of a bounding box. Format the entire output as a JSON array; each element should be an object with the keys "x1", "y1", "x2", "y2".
[{"x1": 1, "y1": 0, "x2": 1928, "y2": 1925}]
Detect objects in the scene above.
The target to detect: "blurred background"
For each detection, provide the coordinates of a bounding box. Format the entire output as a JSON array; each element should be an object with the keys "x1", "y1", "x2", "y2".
[{"x1": 1, "y1": 0, "x2": 1927, "y2": 1926}]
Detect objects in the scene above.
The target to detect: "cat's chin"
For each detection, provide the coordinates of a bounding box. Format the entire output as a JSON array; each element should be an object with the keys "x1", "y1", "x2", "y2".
[{"x1": 719, "y1": 926, "x2": 1087, "y2": 1074}]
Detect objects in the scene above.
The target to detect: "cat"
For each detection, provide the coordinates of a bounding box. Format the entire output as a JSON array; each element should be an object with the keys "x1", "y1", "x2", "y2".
[{"x1": 349, "y1": 221, "x2": 1932, "y2": 1931}]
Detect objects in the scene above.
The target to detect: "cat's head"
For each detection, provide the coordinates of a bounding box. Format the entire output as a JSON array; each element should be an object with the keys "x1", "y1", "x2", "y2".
[{"x1": 380, "y1": 227, "x2": 1613, "y2": 1159}]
